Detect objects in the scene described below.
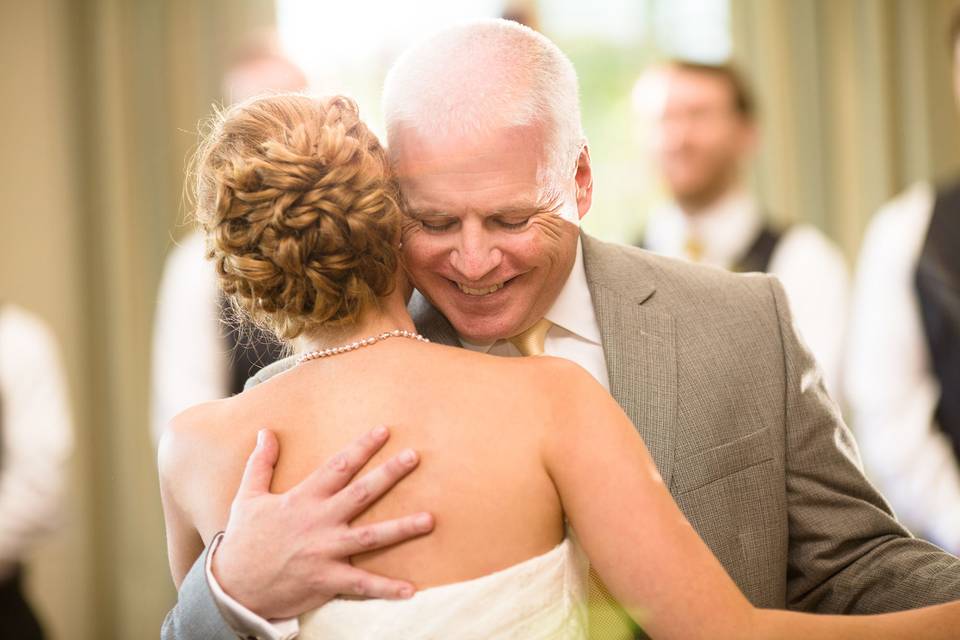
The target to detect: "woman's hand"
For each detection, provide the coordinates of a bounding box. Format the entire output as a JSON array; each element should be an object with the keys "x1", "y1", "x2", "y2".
[{"x1": 211, "y1": 426, "x2": 435, "y2": 619}]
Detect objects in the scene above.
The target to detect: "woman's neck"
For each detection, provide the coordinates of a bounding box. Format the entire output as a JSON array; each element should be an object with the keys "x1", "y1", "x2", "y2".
[{"x1": 298, "y1": 302, "x2": 419, "y2": 354}]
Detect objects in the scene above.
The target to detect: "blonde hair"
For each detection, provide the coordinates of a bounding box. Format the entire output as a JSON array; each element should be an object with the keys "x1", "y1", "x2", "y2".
[
  {"x1": 382, "y1": 18, "x2": 585, "y2": 186},
  {"x1": 191, "y1": 94, "x2": 401, "y2": 341}
]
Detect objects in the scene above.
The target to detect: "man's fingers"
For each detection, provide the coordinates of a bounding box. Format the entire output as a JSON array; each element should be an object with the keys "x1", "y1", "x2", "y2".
[
  {"x1": 331, "y1": 512, "x2": 435, "y2": 557},
  {"x1": 300, "y1": 426, "x2": 392, "y2": 498},
  {"x1": 236, "y1": 429, "x2": 279, "y2": 497},
  {"x1": 333, "y1": 566, "x2": 417, "y2": 600},
  {"x1": 328, "y1": 448, "x2": 420, "y2": 521}
]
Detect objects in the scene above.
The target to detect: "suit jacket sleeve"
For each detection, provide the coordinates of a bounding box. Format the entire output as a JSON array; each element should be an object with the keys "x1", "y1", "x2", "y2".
[
  {"x1": 161, "y1": 547, "x2": 238, "y2": 640},
  {"x1": 771, "y1": 276, "x2": 960, "y2": 612}
]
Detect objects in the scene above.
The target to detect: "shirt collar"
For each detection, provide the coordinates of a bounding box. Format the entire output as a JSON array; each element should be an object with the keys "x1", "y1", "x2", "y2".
[
  {"x1": 544, "y1": 236, "x2": 601, "y2": 344},
  {"x1": 458, "y1": 237, "x2": 601, "y2": 352}
]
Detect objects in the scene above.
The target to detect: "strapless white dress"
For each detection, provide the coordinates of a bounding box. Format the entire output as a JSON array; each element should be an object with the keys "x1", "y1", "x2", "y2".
[{"x1": 298, "y1": 537, "x2": 589, "y2": 639}]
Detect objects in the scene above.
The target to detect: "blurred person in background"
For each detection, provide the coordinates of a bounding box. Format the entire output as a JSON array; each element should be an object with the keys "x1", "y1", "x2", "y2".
[
  {"x1": 0, "y1": 304, "x2": 73, "y2": 639},
  {"x1": 634, "y1": 61, "x2": 849, "y2": 400},
  {"x1": 845, "y1": 10, "x2": 960, "y2": 555},
  {"x1": 151, "y1": 36, "x2": 308, "y2": 444}
]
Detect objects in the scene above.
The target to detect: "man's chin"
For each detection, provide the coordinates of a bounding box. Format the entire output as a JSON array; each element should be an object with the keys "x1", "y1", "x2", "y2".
[
  {"x1": 416, "y1": 285, "x2": 525, "y2": 342},
  {"x1": 449, "y1": 322, "x2": 508, "y2": 345},
  {"x1": 446, "y1": 312, "x2": 524, "y2": 345}
]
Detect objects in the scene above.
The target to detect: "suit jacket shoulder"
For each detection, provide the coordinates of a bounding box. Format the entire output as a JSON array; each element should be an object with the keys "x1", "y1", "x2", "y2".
[
  {"x1": 244, "y1": 354, "x2": 298, "y2": 390},
  {"x1": 582, "y1": 233, "x2": 776, "y2": 321}
]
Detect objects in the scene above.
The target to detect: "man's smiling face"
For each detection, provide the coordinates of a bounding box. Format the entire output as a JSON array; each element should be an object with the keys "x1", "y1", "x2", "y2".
[{"x1": 395, "y1": 123, "x2": 582, "y2": 343}]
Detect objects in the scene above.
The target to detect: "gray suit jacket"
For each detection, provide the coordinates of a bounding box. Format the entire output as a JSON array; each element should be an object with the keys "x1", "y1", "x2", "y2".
[{"x1": 162, "y1": 234, "x2": 960, "y2": 638}]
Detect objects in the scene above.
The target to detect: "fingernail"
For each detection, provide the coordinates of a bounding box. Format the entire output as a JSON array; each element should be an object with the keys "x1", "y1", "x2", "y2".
[
  {"x1": 400, "y1": 449, "x2": 417, "y2": 465},
  {"x1": 415, "y1": 513, "x2": 432, "y2": 529},
  {"x1": 373, "y1": 425, "x2": 388, "y2": 439},
  {"x1": 399, "y1": 585, "x2": 414, "y2": 599},
  {"x1": 256, "y1": 429, "x2": 266, "y2": 448}
]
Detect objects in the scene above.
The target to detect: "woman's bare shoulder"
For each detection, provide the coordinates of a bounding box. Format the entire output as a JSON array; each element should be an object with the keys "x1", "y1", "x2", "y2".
[
  {"x1": 158, "y1": 397, "x2": 255, "y2": 485},
  {"x1": 428, "y1": 345, "x2": 605, "y2": 413},
  {"x1": 161, "y1": 398, "x2": 226, "y2": 449}
]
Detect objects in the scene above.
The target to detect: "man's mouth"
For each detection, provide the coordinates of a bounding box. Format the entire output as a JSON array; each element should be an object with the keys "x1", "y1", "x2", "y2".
[
  {"x1": 449, "y1": 273, "x2": 526, "y2": 297},
  {"x1": 455, "y1": 281, "x2": 506, "y2": 296}
]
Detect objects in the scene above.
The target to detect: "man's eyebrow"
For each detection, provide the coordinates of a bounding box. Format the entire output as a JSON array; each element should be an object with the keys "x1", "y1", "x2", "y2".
[
  {"x1": 405, "y1": 207, "x2": 453, "y2": 218},
  {"x1": 490, "y1": 194, "x2": 564, "y2": 217},
  {"x1": 488, "y1": 204, "x2": 538, "y2": 216}
]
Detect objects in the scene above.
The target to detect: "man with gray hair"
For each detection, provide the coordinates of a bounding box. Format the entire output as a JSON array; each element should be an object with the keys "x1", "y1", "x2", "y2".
[{"x1": 163, "y1": 19, "x2": 960, "y2": 640}]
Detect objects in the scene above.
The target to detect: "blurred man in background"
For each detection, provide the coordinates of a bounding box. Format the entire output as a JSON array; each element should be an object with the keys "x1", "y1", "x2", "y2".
[
  {"x1": 151, "y1": 38, "x2": 308, "y2": 444},
  {"x1": 845, "y1": 11, "x2": 960, "y2": 555},
  {"x1": 634, "y1": 61, "x2": 849, "y2": 400},
  {"x1": 0, "y1": 304, "x2": 73, "y2": 639}
]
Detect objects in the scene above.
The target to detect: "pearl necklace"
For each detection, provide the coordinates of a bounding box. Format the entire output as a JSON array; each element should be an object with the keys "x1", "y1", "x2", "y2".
[{"x1": 296, "y1": 328, "x2": 430, "y2": 365}]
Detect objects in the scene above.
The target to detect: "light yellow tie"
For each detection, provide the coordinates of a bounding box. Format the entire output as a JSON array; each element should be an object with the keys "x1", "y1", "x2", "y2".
[
  {"x1": 684, "y1": 233, "x2": 705, "y2": 263},
  {"x1": 508, "y1": 317, "x2": 553, "y2": 357},
  {"x1": 509, "y1": 318, "x2": 637, "y2": 639}
]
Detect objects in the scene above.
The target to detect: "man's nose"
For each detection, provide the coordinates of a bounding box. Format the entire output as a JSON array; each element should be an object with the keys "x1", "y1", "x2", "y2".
[{"x1": 449, "y1": 225, "x2": 503, "y2": 282}]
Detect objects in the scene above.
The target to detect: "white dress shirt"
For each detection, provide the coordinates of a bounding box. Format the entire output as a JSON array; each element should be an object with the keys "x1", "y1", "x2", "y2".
[
  {"x1": 644, "y1": 190, "x2": 850, "y2": 401},
  {"x1": 214, "y1": 237, "x2": 609, "y2": 639},
  {"x1": 845, "y1": 182, "x2": 960, "y2": 553},
  {"x1": 0, "y1": 304, "x2": 73, "y2": 579},
  {"x1": 151, "y1": 232, "x2": 231, "y2": 444}
]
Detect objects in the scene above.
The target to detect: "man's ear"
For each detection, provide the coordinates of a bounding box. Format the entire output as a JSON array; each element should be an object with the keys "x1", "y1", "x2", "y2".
[{"x1": 574, "y1": 145, "x2": 593, "y2": 220}]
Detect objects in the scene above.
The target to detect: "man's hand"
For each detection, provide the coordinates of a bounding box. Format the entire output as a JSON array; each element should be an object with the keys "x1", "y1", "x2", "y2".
[{"x1": 211, "y1": 426, "x2": 433, "y2": 619}]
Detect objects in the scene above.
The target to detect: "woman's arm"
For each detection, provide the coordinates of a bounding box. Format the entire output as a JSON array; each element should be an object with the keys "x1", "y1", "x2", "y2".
[
  {"x1": 157, "y1": 419, "x2": 206, "y2": 589},
  {"x1": 539, "y1": 358, "x2": 755, "y2": 639},
  {"x1": 540, "y1": 358, "x2": 960, "y2": 640}
]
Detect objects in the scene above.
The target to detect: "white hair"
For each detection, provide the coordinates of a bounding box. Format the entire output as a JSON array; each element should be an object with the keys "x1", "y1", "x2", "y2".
[{"x1": 382, "y1": 19, "x2": 585, "y2": 187}]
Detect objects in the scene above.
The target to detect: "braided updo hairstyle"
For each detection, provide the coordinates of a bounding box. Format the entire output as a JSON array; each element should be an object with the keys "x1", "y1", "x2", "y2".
[{"x1": 192, "y1": 94, "x2": 401, "y2": 341}]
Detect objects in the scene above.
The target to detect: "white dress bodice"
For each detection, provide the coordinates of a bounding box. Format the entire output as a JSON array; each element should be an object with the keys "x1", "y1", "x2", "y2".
[{"x1": 298, "y1": 537, "x2": 589, "y2": 639}]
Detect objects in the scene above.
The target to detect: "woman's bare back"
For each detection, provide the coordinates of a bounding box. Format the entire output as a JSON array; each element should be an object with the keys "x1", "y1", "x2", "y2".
[{"x1": 168, "y1": 339, "x2": 566, "y2": 590}]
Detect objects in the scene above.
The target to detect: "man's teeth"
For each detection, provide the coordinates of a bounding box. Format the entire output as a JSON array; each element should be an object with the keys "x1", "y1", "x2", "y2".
[{"x1": 457, "y1": 282, "x2": 505, "y2": 296}]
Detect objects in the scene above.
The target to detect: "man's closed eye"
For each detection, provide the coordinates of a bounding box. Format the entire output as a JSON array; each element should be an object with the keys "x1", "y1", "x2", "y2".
[
  {"x1": 496, "y1": 218, "x2": 531, "y2": 230},
  {"x1": 420, "y1": 219, "x2": 457, "y2": 232}
]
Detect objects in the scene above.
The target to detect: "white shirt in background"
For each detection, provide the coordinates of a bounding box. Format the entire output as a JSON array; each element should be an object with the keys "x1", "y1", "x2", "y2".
[
  {"x1": 0, "y1": 304, "x2": 73, "y2": 578},
  {"x1": 644, "y1": 190, "x2": 850, "y2": 402},
  {"x1": 845, "y1": 182, "x2": 960, "y2": 554},
  {"x1": 151, "y1": 232, "x2": 230, "y2": 444}
]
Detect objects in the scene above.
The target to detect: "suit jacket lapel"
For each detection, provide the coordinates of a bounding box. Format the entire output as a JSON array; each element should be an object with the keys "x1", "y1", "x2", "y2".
[
  {"x1": 582, "y1": 234, "x2": 678, "y2": 488},
  {"x1": 408, "y1": 291, "x2": 461, "y2": 347}
]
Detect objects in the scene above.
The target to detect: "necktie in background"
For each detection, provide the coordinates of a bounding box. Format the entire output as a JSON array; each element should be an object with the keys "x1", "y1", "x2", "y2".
[{"x1": 684, "y1": 233, "x2": 705, "y2": 263}]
